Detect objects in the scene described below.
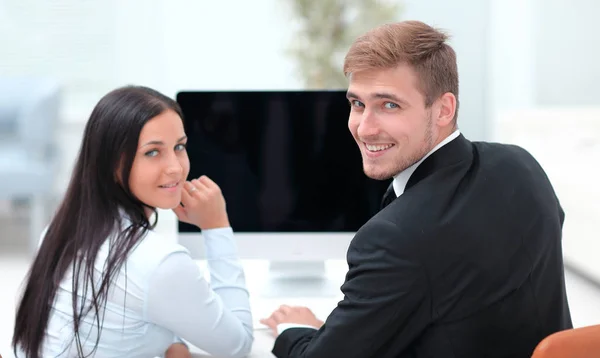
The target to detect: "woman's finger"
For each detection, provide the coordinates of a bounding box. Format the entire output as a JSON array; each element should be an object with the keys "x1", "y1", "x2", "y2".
[
  {"x1": 182, "y1": 182, "x2": 198, "y2": 202},
  {"x1": 191, "y1": 178, "x2": 210, "y2": 193},
  {"x1": 199, "y1": 175, "x2": 218, "y2": 189},
  {"x1": 172, "y1": 204, "x2": 188, "y2": 222}
]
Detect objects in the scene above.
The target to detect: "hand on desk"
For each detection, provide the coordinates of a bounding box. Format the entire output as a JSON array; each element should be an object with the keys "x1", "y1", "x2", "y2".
[{"x1": 260, "y1": 305, "x2": 324, "y2": 337}]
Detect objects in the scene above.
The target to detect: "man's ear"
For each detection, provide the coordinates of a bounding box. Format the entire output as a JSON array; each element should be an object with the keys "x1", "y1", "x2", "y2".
[{"x1": 436, "y1": 92, "x2": 457, "y2": 127}]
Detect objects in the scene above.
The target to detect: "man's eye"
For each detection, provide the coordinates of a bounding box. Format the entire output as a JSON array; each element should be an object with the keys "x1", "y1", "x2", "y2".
[{"x1": 384, "y1": 102, "x2": 399, "y2": 109}]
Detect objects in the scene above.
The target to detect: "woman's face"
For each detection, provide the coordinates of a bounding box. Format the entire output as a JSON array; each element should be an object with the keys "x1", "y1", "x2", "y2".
[{"x1": 128, "y1": 109, "x2": 190, "y2": 211}]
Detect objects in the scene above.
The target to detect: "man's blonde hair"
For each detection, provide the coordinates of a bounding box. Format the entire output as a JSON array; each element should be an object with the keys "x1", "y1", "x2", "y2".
[{"x1": 343, "y1": 21, "x2": 459, "y2": 121}]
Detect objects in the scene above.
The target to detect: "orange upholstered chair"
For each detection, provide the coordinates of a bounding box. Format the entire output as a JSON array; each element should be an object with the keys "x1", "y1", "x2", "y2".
[{"x1": 531, "y1": 324, "x2": 600, "y2": 358}]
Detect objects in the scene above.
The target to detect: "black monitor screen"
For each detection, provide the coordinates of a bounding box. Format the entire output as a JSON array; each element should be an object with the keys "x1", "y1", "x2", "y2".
[{"x1": 177, "y1": 91, "x2": 390, "y2": 233}]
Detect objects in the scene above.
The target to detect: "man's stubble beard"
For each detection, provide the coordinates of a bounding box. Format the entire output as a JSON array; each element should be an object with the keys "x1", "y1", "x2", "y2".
[{"x1": 366, "y1": 113, "x2": 435, "y2": 181}]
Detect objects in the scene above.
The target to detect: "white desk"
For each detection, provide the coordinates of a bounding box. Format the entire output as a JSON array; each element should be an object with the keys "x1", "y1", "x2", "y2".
[
  {"x1": 187, "y1": 260, "x2": 346, "y2": 357},
  {"x1": 190, "y1": 329, "x2": 276, "y2": 358},
  {"x1": 189, "y1": 295, "x2": 342, "y2": 357},
  {"x1": 187, "y1": 296, "x2": 341, "y2": 358}
]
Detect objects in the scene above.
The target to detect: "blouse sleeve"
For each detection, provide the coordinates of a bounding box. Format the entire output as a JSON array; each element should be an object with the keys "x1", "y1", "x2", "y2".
[{"x1": 145, "y1": 227, "x2": 253, "y2": 358}]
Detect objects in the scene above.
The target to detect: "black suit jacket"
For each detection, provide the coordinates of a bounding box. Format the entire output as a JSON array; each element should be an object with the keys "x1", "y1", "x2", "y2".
[{"x1": 273, "y1": 135, "x2": 572, "y2": 358}]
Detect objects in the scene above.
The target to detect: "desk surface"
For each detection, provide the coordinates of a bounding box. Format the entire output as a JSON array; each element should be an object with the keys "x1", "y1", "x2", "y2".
[
  {"x1": 190, "y1": 329, "x2": 276, "y2": 357},
  {"x1": 188, "y1": 295, "x2": 341, "y2": 358},
  {"x1": 185, "y1": 260, "x2": 346, "y2": 357}
]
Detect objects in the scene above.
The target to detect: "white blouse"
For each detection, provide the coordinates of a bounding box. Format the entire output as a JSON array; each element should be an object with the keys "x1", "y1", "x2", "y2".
[{"x1": 17, "y1": 222, "x2": 253, "y2": 358}]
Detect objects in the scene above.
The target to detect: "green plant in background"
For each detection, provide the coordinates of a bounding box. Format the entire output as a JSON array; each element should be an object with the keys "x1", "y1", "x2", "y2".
[{"x1": 288, "y1": 0, "x2": 402, "y2": 89}]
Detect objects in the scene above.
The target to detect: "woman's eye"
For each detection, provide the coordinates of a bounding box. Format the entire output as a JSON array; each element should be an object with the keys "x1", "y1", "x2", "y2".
[
  {"x1": 384, "y1": 102, "x2": 399, "y2": 109},
  {"x1": 175, "y1": 143, "x2": 187, "y2": 151},
  {"x1": 145, "y1": 150, "x2": 159, "y2": 157}
]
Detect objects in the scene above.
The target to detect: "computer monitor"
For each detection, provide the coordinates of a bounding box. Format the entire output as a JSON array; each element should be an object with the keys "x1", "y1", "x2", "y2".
[{"x1": 176, "y1": 90, "x2": 390, "y2": 296}]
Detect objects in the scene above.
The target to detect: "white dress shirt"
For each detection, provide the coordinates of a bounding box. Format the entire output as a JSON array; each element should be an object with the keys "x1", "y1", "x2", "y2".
[
  {"x1": 16, "y1": 218, "x2": 254, "y2": 358},
  {"x1": 277, "y1": 129, "x2": 461, "y2": 335}
]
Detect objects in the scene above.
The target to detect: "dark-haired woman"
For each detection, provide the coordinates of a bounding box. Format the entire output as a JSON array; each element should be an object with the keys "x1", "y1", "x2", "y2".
[{"x1": 12, "y1": 86, "x2": 253, "y2": 358}]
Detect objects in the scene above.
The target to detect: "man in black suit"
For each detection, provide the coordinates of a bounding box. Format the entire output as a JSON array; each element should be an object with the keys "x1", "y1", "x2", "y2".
[{"x1": 260, "y1": 20, "x2": 572, "y2": 357}]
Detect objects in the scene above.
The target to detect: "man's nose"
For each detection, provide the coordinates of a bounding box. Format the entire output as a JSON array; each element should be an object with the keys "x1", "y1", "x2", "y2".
[{"x1": 357, "y1": 112, "x2": 380, "y2": 138}]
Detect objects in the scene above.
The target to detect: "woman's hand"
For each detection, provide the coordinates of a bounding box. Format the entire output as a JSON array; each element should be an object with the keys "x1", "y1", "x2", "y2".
[
  {"x1": 164, "y1": 342, "x2": 191, "y2": 358},
  {"x1": 173, "y1": 175, "x2": 230, "y2": 230}
]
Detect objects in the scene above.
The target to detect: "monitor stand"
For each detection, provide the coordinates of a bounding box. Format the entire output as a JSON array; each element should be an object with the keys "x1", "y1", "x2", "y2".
[{"x1": 259, "y1": 261, "x2": 342, "y2": 298}]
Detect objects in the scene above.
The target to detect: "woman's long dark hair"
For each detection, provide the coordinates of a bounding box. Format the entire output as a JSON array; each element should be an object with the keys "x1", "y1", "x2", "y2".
[{"x1": 12, "y1": 85, "x2": 183, "y2": 358}]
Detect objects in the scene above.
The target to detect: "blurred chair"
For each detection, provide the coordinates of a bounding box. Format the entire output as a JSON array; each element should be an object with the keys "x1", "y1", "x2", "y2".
[
  {"x1": 0, "y1": 77, "x2": 61, "y2": 253},
  {"x1": 531, "y1": 324, "x2": 600, "y2": 358}
]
